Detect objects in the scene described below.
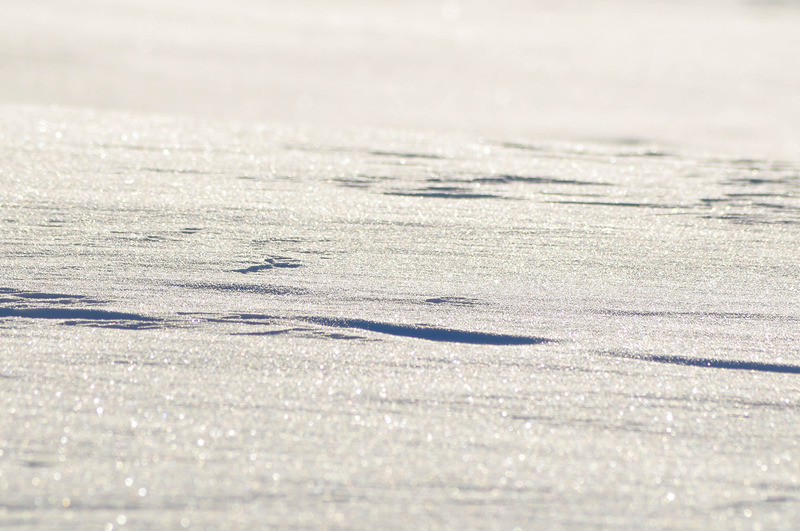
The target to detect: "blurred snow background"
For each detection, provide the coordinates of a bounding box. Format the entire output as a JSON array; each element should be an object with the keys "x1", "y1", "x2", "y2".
[{"x1": 1, "y1": 0, "x2": 799, "y2": 158}]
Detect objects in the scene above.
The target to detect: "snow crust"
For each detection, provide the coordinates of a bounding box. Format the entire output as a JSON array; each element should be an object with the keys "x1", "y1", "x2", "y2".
[{"x1": 1, "y1": 0, "x2": 800, "y2": 528}]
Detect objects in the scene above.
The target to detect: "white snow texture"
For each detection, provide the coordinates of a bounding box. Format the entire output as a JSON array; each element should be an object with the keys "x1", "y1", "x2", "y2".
[{"x1": 1, "y1": 0, "x2": 800, "y2": 529}]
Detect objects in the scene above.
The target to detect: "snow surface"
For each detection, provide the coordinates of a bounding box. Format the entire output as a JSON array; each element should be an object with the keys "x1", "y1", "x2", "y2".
[{"x1": 1, "y1": 0, "x2": 800, "y2": 529}]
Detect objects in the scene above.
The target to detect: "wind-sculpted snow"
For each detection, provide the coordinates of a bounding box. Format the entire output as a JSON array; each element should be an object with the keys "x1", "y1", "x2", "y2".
[
  {"x1": 0, "y1": 307, "x2": 158, "y2": 323},
  {"x1": 0, "y1": 288, "x2": 549, "y2": 344},
  {"x1": 604, "y1": 351, "x2": 800, "y2": 375},
  {"x1": 299, "y1": 317, "x2": 552, "y2": 345},
  {"x1": 1, "y1": 0, "x2": 800, "y2": 524},
  {"x1": 1, "y1": 104, "x2": 800, "y2": 530},
  {"x1": 0, "y1": 288, "x2": 161, "y2": 329}
]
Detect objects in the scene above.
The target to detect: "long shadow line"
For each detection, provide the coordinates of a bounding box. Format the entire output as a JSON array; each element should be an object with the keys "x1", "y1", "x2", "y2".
[
  {"x1": 301, "y1": 317, "x2": 552, "y2": 345},
  {"x1": 607, "y1": 352, "x2": 800, "y2": 375},
  {"x1": 0, "y1": 290, "x2": 551, "y2": 345},
  {"x1": 0, "y1": 307, "x2": 160, "y2": 322}
]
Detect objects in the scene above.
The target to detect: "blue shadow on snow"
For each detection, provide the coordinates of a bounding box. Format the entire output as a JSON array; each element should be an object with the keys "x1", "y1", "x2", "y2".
[{"x1": 303, "y1": 317, "x2": 551, "y2": 345}]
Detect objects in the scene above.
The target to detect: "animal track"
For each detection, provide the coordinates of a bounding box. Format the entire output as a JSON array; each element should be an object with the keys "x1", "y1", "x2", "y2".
[{"x1": 231, "y1": 256, "x2": 304, "y2": 274}]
